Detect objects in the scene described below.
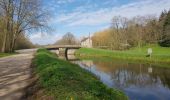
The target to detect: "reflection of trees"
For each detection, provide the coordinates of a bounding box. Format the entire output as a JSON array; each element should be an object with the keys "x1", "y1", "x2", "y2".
[
  {"x1": 92, "y1": 61, "x2": 170, "y2": 89},
  {"x1": 150, "y1": 65, "x2": 170, "y2": 89},
  {"x1": 111, "y1": 67, "x2": 157, "y2": 88}
]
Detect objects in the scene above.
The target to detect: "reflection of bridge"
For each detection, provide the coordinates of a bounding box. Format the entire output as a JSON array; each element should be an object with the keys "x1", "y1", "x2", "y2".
[{"x1": 45, "y1": 45, "x2": 81, "y2": 59}]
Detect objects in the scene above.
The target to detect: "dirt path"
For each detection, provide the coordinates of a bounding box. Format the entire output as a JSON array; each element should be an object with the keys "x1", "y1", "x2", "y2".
[{"x1": 0, "y1": 50, "x2": 36, "y2": 100}]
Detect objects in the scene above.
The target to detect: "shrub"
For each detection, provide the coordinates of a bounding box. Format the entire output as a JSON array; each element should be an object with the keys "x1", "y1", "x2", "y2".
[{"x1": 159, "y1": 39, "x2": 170, "y2": 47}]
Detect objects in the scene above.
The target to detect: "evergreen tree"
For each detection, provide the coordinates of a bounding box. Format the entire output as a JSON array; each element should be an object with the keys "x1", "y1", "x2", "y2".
[
  {"x1": 159, "y1": 10, "x2": 170, "y2": 47},
  {"x1": 163, "y1": 10, "x2": 170, "y2": 39},
  {"x1": 159, "y1": 10, "x2": 167, "y2": 40},
  {"x1": 159, "y1": 10, "x2": 167, "y2": 22}
]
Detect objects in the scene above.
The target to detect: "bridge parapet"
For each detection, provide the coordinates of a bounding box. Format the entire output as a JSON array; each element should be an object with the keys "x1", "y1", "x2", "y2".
[{"x1": 45, "y1": 45, "x2": 81, "y2": 50}]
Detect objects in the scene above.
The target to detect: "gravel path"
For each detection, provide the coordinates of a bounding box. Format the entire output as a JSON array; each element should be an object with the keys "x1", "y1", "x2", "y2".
[{"x1": 0, "y1": 50, "x2": 36, "y2": 100}]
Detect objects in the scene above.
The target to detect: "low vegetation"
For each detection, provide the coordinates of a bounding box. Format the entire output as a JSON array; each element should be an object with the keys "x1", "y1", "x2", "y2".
[
  {"x1": 76, "y1": 45, "x2": 170, "y2": 64},
  {"x1": 32, "y1": 49, "x2": 128, "y2": 100},
  {"x1": 0, "y1": 53, "x2": 14, "y2": 58}
]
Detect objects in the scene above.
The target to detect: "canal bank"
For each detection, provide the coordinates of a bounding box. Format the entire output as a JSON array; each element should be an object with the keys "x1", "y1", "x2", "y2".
[
  {"x1": 30, "y1": 49, "x2": 127, "y2": 100},
  {"x1": 75, "y1": 46, "x2": 170, "y2": 66},
  {"x1": 73, "y1": 46, "x2": 170, "y2": 100},
  {"x1": 62, "y1": 51, "x2": 170, "y2": 100}
]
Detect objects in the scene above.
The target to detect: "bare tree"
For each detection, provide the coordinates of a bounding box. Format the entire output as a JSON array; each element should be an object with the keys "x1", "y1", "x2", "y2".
[
  {"x1": 0, "y1": 0, "x2": 49, "y2": 52},
  {"x1": 93, "y1": 15, "x2": 164, "y2": 50},
  {"x1": 55, "y1": 32, "x2": 78, "y2": 45},
  {"x1": 111, "y1": 16, "x2": 129, "y2": 49}
]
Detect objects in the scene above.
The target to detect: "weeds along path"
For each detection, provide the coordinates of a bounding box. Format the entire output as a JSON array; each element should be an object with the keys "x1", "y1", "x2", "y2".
[{"x1": 0, "y1": 50, "x2": 35, "y2": 100}]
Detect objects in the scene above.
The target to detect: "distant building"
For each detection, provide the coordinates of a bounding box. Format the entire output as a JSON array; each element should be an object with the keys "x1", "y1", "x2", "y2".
[{"x1": 81, "y1": 37, "x2": 92, "y2": 48}]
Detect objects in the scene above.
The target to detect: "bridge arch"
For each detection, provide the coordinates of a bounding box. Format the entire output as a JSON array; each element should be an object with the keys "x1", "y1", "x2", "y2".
[{"x1": 45, "y1": 45, "x2": 81, "y2": 58}]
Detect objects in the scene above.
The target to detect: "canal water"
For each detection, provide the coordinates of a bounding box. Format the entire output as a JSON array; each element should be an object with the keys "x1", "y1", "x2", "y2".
[
  {"x1": 58, "y1": 52, "x2": 170, "y2": 100},
  {"x1": 72, "y1": 60, "x2": 170, "y2": 100}
]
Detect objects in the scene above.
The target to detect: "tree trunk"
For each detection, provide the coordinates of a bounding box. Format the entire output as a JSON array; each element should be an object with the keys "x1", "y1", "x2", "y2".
[{"x1": 1, "y1": 31, "x2": 7, "y2": 52}]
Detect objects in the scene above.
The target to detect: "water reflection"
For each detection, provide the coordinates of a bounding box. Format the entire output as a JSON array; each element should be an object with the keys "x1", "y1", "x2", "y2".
[{"x1": 73, "y1": 60, "x2": 170, "y2": 100}]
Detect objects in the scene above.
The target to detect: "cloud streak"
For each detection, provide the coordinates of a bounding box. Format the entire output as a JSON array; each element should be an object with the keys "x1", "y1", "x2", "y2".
[
  {"x1": 55, "y1": 0, "x2": 75, "y2": 4},
  {"x1": 54, "y1": 0, "x2": 170, "y2": 26}
]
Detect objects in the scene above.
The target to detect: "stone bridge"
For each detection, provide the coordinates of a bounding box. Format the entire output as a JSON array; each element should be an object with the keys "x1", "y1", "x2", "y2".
[{"x1": 45, "y1": 45, "x2": 81, "y2": 59}]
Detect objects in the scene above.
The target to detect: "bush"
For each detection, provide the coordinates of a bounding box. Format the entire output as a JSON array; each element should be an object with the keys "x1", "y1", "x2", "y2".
[{"x1": 159, "y1": 39, "x2": 170, "y2": 47}]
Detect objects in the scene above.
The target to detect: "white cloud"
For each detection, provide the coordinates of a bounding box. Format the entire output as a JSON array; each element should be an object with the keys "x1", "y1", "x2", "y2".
[
  {"x1": 55, "y1": 0, "x2": 75, "y2": 4},
  {"x1": 53, "y1": 0, "x2": 170, "y2": 26},
  {"x1": 29, "y1": 32, "x2": 62, "y2": 45}
]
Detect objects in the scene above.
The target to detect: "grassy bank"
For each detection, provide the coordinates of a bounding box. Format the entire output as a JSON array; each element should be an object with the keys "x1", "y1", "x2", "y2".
[
  {"x1": 0, "y1": 53, "x2": 14, "y2": 58},
  {"x1": 33, "y1": 49, "x2": 127, "y2": 100},
  {"x1": 76, "y1": 45, "x2": 170, "y2": 64}
]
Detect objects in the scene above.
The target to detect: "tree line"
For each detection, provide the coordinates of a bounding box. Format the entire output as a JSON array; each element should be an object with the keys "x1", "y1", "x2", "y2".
[
  {"x1": 92, "y1": 10, "x2": 170, "y2": 50},
  {"x1": 0, "y1": 0, "x2": 48, "y2": 53},
  {"x1": 55, "y1": 32, "x2": 79, "y2": 45}
]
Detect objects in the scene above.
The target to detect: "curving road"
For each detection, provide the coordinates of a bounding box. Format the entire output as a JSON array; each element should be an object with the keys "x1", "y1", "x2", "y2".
[{"x1": 0, "y1": 49, "x2": 37, "y2": 100}]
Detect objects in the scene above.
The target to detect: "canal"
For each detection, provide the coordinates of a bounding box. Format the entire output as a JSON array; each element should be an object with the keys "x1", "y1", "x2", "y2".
[{"x1": 59, "y1": 52, "x2": 170, "y2": 100}]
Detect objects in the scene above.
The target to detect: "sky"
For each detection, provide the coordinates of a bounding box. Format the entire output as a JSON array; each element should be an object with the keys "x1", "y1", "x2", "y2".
[{"x1": 29, "y1": 0, "x2": 170, "y2": 45}]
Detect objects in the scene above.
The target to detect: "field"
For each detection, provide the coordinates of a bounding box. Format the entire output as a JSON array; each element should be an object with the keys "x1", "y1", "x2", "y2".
[
  {"x1": 76, "y1": 44, "x2": 170, "y2": 64},
  {"x1": 32, "y1": 49, "x2": 127, "y2": 100}
]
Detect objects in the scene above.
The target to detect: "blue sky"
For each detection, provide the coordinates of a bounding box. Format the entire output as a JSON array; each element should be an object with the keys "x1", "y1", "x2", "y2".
[{"x1": 29, "y1": 0, "x2": 170, "y2": 45}]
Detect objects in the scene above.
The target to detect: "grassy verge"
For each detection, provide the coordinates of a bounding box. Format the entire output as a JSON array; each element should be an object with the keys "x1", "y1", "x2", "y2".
[
  {"x1": 33, "y1": 49, "x2": 128, "y2": 100},
  {"x1": 76, "y1": 45, "x2": 170, "y2": 64},
  {"x1": 0, "y1": 53, "x2": 15, "y2": 58}
]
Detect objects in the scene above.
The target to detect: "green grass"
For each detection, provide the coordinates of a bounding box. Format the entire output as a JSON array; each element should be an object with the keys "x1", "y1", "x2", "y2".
[
  {"x1": 33, "y1": 49, "x2": 128, "y2": 100},
  {"x1": 76, "y1": 44, "x2": 170, "y2": 64},
  {"x1": 0, "y1": 53, "x2": 15, "y2": 58}
]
